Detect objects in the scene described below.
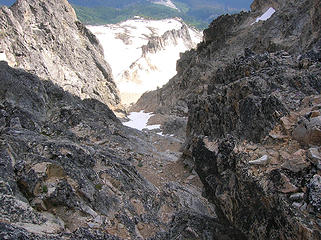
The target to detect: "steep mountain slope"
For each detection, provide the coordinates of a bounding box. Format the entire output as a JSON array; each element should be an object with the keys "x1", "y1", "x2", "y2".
[
  {"x1": 0, "y1": 0, "x2": 121, "y2": 111},
  {"x1": 133, "y1": 0, "x2": 321, "y2": 238},
  {"x1": 0, "y1": 0, "x2": 247, "y2": 239},
  {"x1": 188, "y1": 50, "x2": 321, "y2": 239},
  {"x1": 88, "y1": 17, "x2": 202, "y2": 105}
]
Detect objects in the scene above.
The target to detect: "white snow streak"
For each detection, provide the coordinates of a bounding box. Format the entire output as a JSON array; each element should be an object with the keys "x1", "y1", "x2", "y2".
[
  {"x1": 123, "y1": 111, "x2": 161, "y2": 131},
  {"x1": 253, "y1": 7, "x2": 276, "y2": 24}
]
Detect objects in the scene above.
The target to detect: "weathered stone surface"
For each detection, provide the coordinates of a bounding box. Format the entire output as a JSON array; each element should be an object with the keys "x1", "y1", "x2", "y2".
[
  {"x1": 293, "y1": 116, "x2": 321, "y2": 146},
  {"x1": 281, "y1": 149, "x2": 309, "y2": 173},
  {"x1": 308, "y1": 147, "x2": 321, "y2": 166},
  {"x1": 0, "y1": 0, "x2": 121, "y2": 110},
  {"x1": 164, "y1": 1, "x2": 321, "y2": 238},
  {"x1": 190, "y1": 137, "x2": 320, "y2": 239},
  {"x1": 289, "y1": 193, "x2": 305, "y2": 202},
  {"x1": 249, "y1": 155, "x2": 269, "y2": 166}
]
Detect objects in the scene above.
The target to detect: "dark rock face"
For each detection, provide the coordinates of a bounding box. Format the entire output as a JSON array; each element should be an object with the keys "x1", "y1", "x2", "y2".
[
  {"x1": 129, "y1": 0, "x2": 321, "y2": 239},
  {"x1": 182, "y1": 5, "x2": 321, "y2": 240},
  {"x1": 186, "y1": 51, "x2": 321, "y2": 142},
  {"x1": 190, "y1": 135, "x2": 321, "y2": 239},
  {"x1": 0, "y1": 0, "x2": 121, "y2": 109},
  {"x1": 184, "y1": 41, "x2": 321, "y2": 240}
]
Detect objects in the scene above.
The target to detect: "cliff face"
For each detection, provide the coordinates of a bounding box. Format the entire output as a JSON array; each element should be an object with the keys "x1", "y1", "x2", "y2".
[
  {"x1": 141, "y1": 23, "x2": 197, "y2": 56},
  {"x1": 184, "y1": 0, "x2": 321, "y2": 239},
  {"x1": 132, "y1": 0, "x2": 321, "y2": 238},
  {"x1": 186, "y1": 51, "x2": 321, "y2": 239},
  {"x1": 0, "y1": 0, "x2": 121, "y2": 109}
]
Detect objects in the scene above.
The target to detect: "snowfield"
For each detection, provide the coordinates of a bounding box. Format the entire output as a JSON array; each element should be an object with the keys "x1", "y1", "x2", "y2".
[{"x1": 88, "y1": 18, "x2": 202, "y2": 105}]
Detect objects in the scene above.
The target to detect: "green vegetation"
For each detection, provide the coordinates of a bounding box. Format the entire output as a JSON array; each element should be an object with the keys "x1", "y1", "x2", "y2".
[
  {"x1": 73, "y1": 3, "x2": 209, "y2": 29},
  {"x1": 42, "y1": 184, "x2": 48, "y2": 193},
  {"x1": 1, "y1": 0, "x2": 249, "y2": 29},
  {"x1": 71, "y1": 0, "x2": 247, "y2": 30},
  {"x1": 95, "y1": 183, "x2": 103, "y2": 190},
  {"x1": 138, "y1": 160, "x2": 143, "y2": 167}
]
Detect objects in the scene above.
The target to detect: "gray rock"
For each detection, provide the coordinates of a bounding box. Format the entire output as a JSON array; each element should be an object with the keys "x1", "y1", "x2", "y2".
[
  {"x1": 292, "y1": 202, "x2": 303, "y2": 209},
  {"x1": 0, "y1": 0, "x2": 121, "y2": 109},
  {"x1": 289, "y1": 193, "x2": 305, "y2": 202},
  {"x1": 308, "y1": 175, "x2": 321, "y2": 212},
  {"x1": 308, "y1": 148, "x2": 321, "y2": 164},
  {"x1": 10, "y1": 117, "x2": 22, "y2": 128}
]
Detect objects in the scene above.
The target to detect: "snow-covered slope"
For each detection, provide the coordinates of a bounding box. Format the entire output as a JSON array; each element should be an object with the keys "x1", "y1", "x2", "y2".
[{"x1": 88, "y1": 18, "x2": 202, "y2": 105}]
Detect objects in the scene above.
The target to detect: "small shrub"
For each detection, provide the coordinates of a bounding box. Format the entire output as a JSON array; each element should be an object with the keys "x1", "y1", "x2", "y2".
[
  {"x1": 95, "y1": 183, "x2": 103, "y2": 190},
  {"x1": 42, "y1": 185, "x2": 48, "y2": 193}
]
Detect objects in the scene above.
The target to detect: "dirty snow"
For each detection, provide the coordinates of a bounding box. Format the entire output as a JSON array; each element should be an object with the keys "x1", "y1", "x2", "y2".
[{"x1": 253, "y1": 7, "x2": 276, "y2": 24}]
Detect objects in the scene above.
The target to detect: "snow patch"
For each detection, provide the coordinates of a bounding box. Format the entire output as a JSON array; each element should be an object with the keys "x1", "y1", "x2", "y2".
[
  {"x1": 252, "y1": 7, "x2": 276, "y2": 24},
  {"x1": 123, "y1": 111, "x2": 161, "y2": 131},
  {"x1": 0, "y1": 52, "x2": 7, "y2": 62}
]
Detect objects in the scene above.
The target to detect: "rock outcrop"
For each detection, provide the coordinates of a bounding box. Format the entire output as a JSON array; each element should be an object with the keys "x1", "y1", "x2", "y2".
[
  {"x1": 186, "y1": 52, "x2": 321, "y2": 239},
  {"x1": 0, "y1": 0, "x2": 121, "y2": 110},
  {"x1": 132, "y1": 0, "x2": 321, "y2": 239},
  {"x1": 1, "y1": 0, "x2": 320, "y2": 239}
]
